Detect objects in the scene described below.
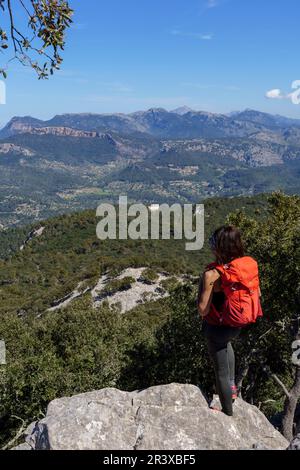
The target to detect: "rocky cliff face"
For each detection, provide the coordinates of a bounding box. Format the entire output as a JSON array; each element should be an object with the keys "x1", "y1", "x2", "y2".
[
  {"x1": 29, "y1": 126, "x2": 101, "y2": 138},
  {"x1": 1, "y1": 124, "x2": 117, "y2": 141},
  {"x1": 0, "y1": 143, "x2": 35, "y2": 157},
  {"x1": 15, "y1": 383, "x2": 288, "y2": 450}
]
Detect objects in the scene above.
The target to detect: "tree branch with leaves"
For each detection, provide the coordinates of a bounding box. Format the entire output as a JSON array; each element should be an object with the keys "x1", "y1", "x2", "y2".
[{"x1": 0, "y1": 0, "x2": 73, "y2": 79}]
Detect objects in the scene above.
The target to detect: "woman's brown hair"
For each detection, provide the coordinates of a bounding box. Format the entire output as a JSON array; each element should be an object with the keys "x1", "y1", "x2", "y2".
[{"x1": 209, "y1": 225, "x2": 244, "y2": 264}]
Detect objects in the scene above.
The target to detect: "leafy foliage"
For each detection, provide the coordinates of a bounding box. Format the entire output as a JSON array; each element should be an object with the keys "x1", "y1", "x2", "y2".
[
  {"x1": 0, "y1": 0, "x2": 73, "y2": 78},
  {"x1": 139, "y1": 268, "x2": 159, "y2": 284},
  {"x1": 102, "y1": 276, "x2": 136, "y2": 296}
]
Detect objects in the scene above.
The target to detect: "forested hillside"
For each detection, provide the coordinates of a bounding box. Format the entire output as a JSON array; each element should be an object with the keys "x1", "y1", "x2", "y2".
[{"x1": 0, "y1": 195, "x2": 267, "y2": 316}]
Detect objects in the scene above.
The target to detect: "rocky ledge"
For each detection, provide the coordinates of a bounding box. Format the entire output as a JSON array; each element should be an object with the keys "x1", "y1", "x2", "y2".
[{"x1": 14, "y1": 383, "x2": 288, "y2": 450}]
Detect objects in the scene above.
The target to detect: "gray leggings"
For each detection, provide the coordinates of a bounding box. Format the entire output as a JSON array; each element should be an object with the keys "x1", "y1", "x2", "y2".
[{"x1": 203, "y1": 321, "x2": 241, "y2": 416}]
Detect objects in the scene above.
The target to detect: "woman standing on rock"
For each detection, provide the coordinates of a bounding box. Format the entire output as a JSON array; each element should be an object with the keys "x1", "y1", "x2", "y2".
[{"x1": 198, "y1": 226, "x2": 263, "y2": 416}]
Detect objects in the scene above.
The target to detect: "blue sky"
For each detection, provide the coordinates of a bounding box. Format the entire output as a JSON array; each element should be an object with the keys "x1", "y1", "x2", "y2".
[{"x1": 1, "y1": 0, "x2": 300, "y2": 125}]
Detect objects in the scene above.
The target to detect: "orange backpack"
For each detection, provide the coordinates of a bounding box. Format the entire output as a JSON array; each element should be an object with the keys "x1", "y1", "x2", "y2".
[{"x1": 206, "y1": 256, "x2": 263, "y2": 327}]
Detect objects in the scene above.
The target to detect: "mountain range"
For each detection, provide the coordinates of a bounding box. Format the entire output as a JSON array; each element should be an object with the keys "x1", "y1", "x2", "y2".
[
  {"x1": 0, "y1": 107, "x2": 299, "y2": 228},
  {"x1": 2, "y1": 107, "x2": 300, "y2": 140}
]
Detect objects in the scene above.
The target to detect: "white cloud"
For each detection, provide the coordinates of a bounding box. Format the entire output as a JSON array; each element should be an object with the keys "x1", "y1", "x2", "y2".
[
  {"x1": 266, "y1": 83, "x2": 300, "y2": 104},
  {"x1": 265, "y1": 89, "x2": 284, "y2": 100},
  {"x1": 171, "y1": 30, "x2": 213, "y2": 40}
]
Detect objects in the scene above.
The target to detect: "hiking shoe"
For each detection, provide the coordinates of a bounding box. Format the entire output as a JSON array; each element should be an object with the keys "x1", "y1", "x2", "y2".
[{"x1": 231, "y1": 385, "x2": 238, "y2": 400}]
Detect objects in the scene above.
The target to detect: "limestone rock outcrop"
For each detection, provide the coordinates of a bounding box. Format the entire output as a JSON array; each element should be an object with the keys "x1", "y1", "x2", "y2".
[{"x1": 17, "y1": 383, "x2": 288, "y2": 450}]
